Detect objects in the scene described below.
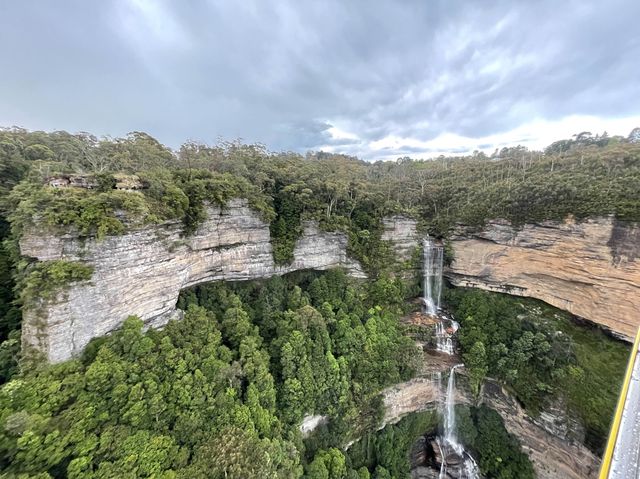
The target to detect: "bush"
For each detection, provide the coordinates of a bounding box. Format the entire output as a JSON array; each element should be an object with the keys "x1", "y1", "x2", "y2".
[{"x1": 19, "y1": 260, "x2": 93, "y2": 305}]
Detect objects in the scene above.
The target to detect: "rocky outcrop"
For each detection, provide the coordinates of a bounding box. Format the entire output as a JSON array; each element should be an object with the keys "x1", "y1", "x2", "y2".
[
  {"x1": 300, "y1": 415, "x2": 328, "y2": 437},
  {"x1": 381, "y1": 366, "x2": 599, "y2": 479},
  {"x1": 482, "y1": 380, "x2": 600, "y2": 479},
  {"x1": 382, "y1": 215, "x2": 420, "y2": 262},
  {"x1": 446, "y1": 217, "x2": 640, "y2": 340},
  {"x1": 20, "y1": 199, "x2": 365, "y2": 363},
  {"x1": 382, "y1": 377, "x2": 441, "y2": 425}
]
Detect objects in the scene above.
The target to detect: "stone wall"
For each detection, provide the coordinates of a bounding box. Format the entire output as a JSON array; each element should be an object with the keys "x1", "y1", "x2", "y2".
[{"x1": 20, "y1": 199, "x2": 365, "y2": 363}]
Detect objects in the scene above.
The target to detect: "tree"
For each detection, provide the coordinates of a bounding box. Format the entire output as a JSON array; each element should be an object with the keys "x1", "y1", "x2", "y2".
[
  {"x1": 464, "y1": 341, "x2": 488, "y2": 397},
  {"x1": 628, "y1": 127, "x2": 640, "y2": 143}
]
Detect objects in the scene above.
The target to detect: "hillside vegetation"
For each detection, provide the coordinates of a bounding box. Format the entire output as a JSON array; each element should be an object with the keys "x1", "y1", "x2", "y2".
[
  {"x1": 0, "y1": 127, "x2": 637, "y2": 477},
  {"x1": 447, "y1": 287, "x2": 629, "y2": 452},
  {"x1": 0, "y1": 271, "x2": 420, "y2": 478}
]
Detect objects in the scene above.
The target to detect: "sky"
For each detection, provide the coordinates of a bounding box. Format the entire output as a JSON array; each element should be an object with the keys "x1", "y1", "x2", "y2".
[{"x1": 1, "y1": 0, "x2": 639, "y2": 161}]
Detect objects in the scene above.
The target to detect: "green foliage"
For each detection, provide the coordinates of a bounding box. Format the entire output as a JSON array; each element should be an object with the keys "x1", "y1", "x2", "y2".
[
  {"x1": 345, "y1": 410, "x2": 438, "y2": 478},
  {"x1": 464, "y1": 341, "x2": 488, "y2": 397},
  {"x1": 8, "y1": 183, "x2": 139, "y2": 239},
  {"x1": 457, "y1": 405, "x2": 535, "y2": 479},
  {"x1": 447, "y1": 287, "x2": 628, "y2": 452},
  {"x1": 446, "y1": 288, "x2": 568, "y2": 412},
  {"x1": 0, "y1": 271, "x2": 418, "y2": 477},
  {"x1": 174, "y1": 169, "x2": 274, "y2": 235},
  {"x1": 179, "y1": 270, "x2": 419, "y2": 438},
  {"x1": 549, "y1": 313, "x2": 629, "y2": 450},
  {"x1": 0, "y1": 218, "x2": 21, "y2": 383},
  {"x1": 18, "y1": 261, "x2": 93, "y2": 306}
]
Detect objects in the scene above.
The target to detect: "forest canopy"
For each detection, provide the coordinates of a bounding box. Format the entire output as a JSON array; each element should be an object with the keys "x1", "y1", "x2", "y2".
[{"x1": 0, "y1": 270, "x2": 420, "y2": 478}]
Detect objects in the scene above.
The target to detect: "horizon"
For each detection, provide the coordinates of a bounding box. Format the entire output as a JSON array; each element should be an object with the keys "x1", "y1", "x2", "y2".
[{"x1": 1, "y1": 1, "x2": 639, "y2": 161}]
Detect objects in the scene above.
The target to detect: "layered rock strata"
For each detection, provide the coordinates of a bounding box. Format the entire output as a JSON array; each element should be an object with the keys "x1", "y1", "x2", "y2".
[
  {"x1": 482, "y1": 380, "x2": 600, "y2": 479},
  {"x1": 447, "y1": 217, "x2": 640, "y2": 340},
  {"x1": 20, "y1": 199, "x2": 365, "y2": 363},
  {"x1": 382, "y1": 370, "x2": 599, "y2": 479},
  {"x1": 382, "y1": 215, "x2": 420, "y2": 262}
]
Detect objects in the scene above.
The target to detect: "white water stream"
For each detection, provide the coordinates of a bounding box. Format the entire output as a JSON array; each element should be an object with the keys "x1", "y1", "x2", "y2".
[
  {"x1": 423, "y1": 237, "x2": 456, "y2": 354},
  {"x1": 423, "y1": 237, "x2": 443, "y2": 316},
  {"x1": 437, "y1": 365, "x2": 480, "y2": 479},
  {"x1": 422, "y1": 236, "x2": 479, "y2": 477}
]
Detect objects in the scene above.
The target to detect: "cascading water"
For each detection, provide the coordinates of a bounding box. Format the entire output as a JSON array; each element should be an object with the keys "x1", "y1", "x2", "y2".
[
  {"x1": 423, "y1": 237, "x2": 443, "y2": 316},
  {"x1": 436, "y1": 321, "x2": 454, "y2": 355},
  {"x1": 422, "y1": 237, "x2": 455, "y2": 354},
  {"x1": 437, "y1": 365, "x2": 480, "y2": 479}
]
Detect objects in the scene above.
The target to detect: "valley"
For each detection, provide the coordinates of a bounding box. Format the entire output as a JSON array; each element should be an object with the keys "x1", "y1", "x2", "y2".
[{"x1": 0, "y1": 128, "x2": 638, "y2": 478}]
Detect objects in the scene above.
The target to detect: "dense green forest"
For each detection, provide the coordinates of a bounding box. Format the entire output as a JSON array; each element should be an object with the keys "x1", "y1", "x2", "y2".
[
  {"x1": 0, "y1": 270, "x2": 538, "y2": 478},
  {"x1": 0, "y1": 271, "x2": 419, "y2": 477}
]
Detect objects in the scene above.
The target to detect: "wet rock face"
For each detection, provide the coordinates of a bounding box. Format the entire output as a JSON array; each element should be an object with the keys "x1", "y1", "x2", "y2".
[
  {"x1": 20, "y1": 199, "x2": 365, "y2": 363},
  {"x1": 446, "y1": 217, "x2": 640, "y2": 340}
]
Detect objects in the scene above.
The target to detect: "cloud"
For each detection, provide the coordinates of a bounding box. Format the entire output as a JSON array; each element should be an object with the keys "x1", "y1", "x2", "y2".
[{"x1": 0, "y1": 0, "x2": 639, "y2": 160}]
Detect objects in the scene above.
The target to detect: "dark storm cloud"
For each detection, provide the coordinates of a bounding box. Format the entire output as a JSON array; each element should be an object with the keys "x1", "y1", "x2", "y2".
[{"x1": 1, "y1": 0, "x2": 639, "y2": 160}]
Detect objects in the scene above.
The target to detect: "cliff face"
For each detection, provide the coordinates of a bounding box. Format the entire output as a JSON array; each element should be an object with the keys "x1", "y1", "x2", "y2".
[
  {"x1": 19, "y1": 209, "x2": 640, "y2": 359},
  {"x1": 382, "y1": 373, "x2": 599, "y2": 479},
  {"x1": 446, "y1": 217, "x2": 640, "y2": 340},
  {"x1": 381, "y1": 215, "x2": 420, "y2": 262},
  {"x1": 20, "y1": 199, "x2": 365, "y2": 363}
]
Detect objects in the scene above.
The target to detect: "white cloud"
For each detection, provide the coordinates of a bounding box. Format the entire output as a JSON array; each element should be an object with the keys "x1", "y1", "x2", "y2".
[{"x1": 326, "y1": 114, "x2": 640, "y2": 161}]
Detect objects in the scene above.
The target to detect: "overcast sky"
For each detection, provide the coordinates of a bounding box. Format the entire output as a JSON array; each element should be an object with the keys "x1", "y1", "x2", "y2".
[{"x1": 1, "y1": 1, "x2": 639, "y2": 160}]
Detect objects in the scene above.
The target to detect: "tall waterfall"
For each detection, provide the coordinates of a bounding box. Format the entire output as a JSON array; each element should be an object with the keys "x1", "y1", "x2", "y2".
[
  {"x1": 423, "y1": 237, "x2": 444, "y2": 316},
  {"x1": 437, "y1": 365, "x2": 480, "y2": 479},
  {"x1": 443, "y1": 365, "x2": 461, "y2": 445}
]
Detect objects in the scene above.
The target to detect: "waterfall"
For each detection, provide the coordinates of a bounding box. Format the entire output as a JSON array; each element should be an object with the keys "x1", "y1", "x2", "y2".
[
  {"x1": 436, "y1": 321, "x2": 454, "y2": 355},
  {"x1": 437, "y1": 365, "x2": 480, "y2": 479},
  {"x1": 443, "y1": 365, "x2": 461, "y2": 445},
  {"x1": 423, "y1": 237, "x2": 443, "y2": 316}
]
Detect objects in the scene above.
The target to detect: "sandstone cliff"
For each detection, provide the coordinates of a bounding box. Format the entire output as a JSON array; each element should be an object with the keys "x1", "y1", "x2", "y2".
[
  {"x1": 446, "y1": 217, "x2": 640, "y2": 340},
  {"x1": 20, "y1": 199, "x2": 366, "y2": 363},
  {"x1": 20, "y1": 207, "x2": 640, "y2": 361},
  {"x1": 381, "y1": 215, "x2": 420, "y2": 262},
  {"x1": 381, "y1": 369, "x2": 600, "y2": 479},
  {"x1": 482, "y1": 378, "x2": 600, "y2": 479}
]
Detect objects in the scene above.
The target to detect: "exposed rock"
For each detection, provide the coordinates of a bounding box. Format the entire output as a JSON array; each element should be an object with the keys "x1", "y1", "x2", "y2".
[
  {"x1": 47, "y1": 174, "x2": 100, "y2": 189},
  {"x1": 20, "y1": 198, "x2": 365, "y2": 363},
  {"x1": 113, "y1": 174, "x2": 146, "y2": 190},
  {"x1": 481, "y1": 380, "x2": 600, "y2": 479},
  {"x1": 381, "y1": 363, "x2": 599, "y2": 479},
  {"x1": 300, "y1": 415, "x2": 328, "y2": 437},
  {"x1": 45, "y1": 173, "x2": 146, "y2": 190},
  {"x1": 411, "y1": 466, "x2": 440, "y2": 479},
  {"x1": 382, "y1": 215, "x2": 420, "y2": 262},
  {"x1": 382, "y1": 376, "x2": 441, "y2": 426},
  {"x1": 446, "y1": 217, "x2": 640, "y2": 340}
]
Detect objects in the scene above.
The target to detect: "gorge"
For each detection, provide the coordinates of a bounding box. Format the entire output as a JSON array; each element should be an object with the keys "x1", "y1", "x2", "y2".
[{"x1": 2, "y1": 128, "x2": 639, "y2": 479}]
